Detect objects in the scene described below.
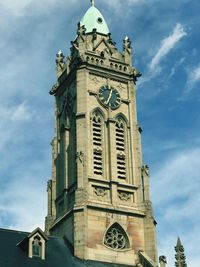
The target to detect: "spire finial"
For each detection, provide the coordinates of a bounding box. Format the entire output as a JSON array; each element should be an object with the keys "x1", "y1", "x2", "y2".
[{"x1": 90, "y1": 0, "x2": 95, "y2": 6}]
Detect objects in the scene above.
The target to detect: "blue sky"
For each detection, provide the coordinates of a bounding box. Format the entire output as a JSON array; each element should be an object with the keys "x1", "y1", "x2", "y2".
[{"x1": 0, "y1": 0, "x2": 199, "y2": 266}]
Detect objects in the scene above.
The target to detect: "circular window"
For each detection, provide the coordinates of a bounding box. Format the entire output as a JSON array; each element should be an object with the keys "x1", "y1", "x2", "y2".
[{"x1": 97, "y1": 17, "x2": 103, "y2": 24}]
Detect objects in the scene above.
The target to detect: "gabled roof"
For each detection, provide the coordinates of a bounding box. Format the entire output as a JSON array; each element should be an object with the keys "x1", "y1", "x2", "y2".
[
  {"x1": 17, "y1": 227, "x2": 48, "y2": 248},
  {"x1": 0, "y1": 228, "x2": 136, "y2": 267}
]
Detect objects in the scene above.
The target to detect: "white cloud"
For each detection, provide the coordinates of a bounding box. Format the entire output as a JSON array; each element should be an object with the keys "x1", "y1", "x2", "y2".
[
  {"x1": 104, "y1": 0, "x2": 154, "y2": 11},
  {"x1": 186, "y1": 64, "x2": 200, "y2": 91},
  {"x1": 11, "y1": 102, "x2": 31, "y2": 122},
  {"x1": 152, "y1": 147, "x2": 200, "y2": 267},
  {"x1": 149, "y1": 23, "x2": 187, "y2": 72},
  {"x1": 0, "y1": 102, "x2": 32, "y2": 123},
  {"x1": 0, "y1": 103, "x2": 33, "y2": 151},
  {"x1": 0, "y1": 169, "x2": 47, "y2": 231},
  {"x1": 0, "y1": 0, "x2": 77, "y2": 16},
  {"x1": 169, "y1": 57, "x2": 186, "y2": 78},
  {"x1": 153, "y1": 148, "x2": 200, "y2": 205}
]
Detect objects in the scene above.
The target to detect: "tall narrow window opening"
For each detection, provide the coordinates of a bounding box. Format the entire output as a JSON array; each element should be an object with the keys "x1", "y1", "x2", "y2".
[
  {"x1": 115, "y1": 117, "x2": 126, "y2": 179},
  {"x1": 32, "y1": 236, "x2": 42, "y2": 257},
  {"x1": 92, "y1": 111, "x2": 103, "y2": 176}
]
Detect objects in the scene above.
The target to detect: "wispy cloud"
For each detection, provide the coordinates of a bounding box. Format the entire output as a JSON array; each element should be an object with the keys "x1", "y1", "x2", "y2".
[
  {"x1": 11, "y1": 102, "x2": 32, "y2": 122},
  {"x1": 152, "y1": 147, "x2": 200, "y2": 267},
  {"x1": 153, "y1": 148, "x2": 200, "y2": 205},
  {"x1": 0, "y1": 165, "x2": 47, "y2": 231},
  {"x1": 0, "y1": 0, "x2": 78, "y2": 16},
  {"x1": 0, "y1": 102, "x2": 32, "y2": 123},
  {"x1": 138, "y1": 23, "x2": 187, "y2": 86},
  {"x1": 149, "y1": 23, "x2": 187, "y2": 72},
  {"x1": 186, "y1": 64, "x2": 200, "y2": 91}
]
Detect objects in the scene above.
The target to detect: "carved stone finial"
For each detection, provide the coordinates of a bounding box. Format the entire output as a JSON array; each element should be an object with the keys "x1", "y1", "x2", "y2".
[
  {"x1": 56, "y1": 50, "x2": 65, "y2": 77},
  {"x1": 175, "y1": 237, "x2": 187, "y2": 267},
  {"x1": 159, "y1": 255, "x2": 167, "y2": 267},
  {"x1": 123, "y1": 36, "x2": 131, "y2": 50},
  {"x1": 123, "y1": 36, "x2": 132, "y2": 65},
  {"x1": 77, "y1": 23, "x2": 86, "y2": 37},
  {"x1": 91, "y1": 0, "x2": 95, "y2": 6},
  {"x1": 56, "y1": 50, "x2": 64, "y2": 65}
]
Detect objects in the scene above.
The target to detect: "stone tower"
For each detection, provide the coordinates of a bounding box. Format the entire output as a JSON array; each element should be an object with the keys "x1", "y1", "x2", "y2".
[{"x1": 45, "y1": 2, "x2": 158, "y2": 266}]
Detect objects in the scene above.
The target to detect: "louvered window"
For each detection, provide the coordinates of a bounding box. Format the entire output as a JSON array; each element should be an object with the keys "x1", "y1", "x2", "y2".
[
  {"x1": 116, "y1": 118, "x2": 126, "y2": 179},
  {"x1": 92, "y1": 112, "x2": 103, "y2": 176}
]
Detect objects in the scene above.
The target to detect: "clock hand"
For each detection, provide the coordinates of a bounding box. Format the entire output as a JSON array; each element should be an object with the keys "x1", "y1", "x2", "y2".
[{"x1": 106, "y1": 88, "x2": 113, "y2": 105}]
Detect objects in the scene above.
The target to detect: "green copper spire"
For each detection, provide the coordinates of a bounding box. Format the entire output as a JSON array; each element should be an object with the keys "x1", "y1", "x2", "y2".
[{"x1": 80, "y1": 3, "x2": 110, "y2": 35}]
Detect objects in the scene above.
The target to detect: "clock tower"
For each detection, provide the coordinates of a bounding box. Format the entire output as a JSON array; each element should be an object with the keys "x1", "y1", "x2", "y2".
[{"x1": 45, "y1": 2, "x2": 158, "y2": 266}]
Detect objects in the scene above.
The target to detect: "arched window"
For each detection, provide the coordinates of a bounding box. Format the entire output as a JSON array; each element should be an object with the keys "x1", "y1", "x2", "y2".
[
  {"x1": 32, "y1": 236, "x2": 42, "y2": 257},
  {"x1": 92, "y1": 110, "x2": 104, "y2": 176},
  {"x1": 104, "y1": 223, "x2": 130, "y2": 250},
  {"x1": 115, "y1": 117, "x2": 127, "y2": 179}
]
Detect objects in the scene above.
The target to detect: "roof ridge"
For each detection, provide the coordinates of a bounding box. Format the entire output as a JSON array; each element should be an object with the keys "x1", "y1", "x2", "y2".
[{"x1": 0, "y1": 227, "x2": 30, "y2": 234}]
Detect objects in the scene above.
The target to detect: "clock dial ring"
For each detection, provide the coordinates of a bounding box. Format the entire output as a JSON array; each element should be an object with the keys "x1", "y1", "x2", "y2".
[{"x1": 98, "y1": 86, "x2": 121, "y2": 110}]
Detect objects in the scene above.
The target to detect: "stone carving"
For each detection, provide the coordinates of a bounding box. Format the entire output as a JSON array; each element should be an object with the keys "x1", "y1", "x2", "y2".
[
  {"x1": 56, "y1": 50, "x2": 65, "y2": 75},
  {"x1": 94, "y1": 187, "x2": 106, "y2": 197},
  {"x1": 104, "y1": 223, "x2": 129, "y2": 250},
  {"x1": 118, "y1": 191, "x2": 131, "y2": 201},
  {"x1": 132, "y1": 68, "x2": 142, "y2": 84},
  {"x1": 49, "y1": 83, "x2": 58, "y2": 95},
  {"x1": 90, "y1": 76, "x2": 100, "y2": 85},
  {"x1": 123, "y1": 36, "x2": 131, "y2": 49},
  {"x1": 142, "y1": 164, "x2": 149, "y2": 176},
  {"x1": 77, "y1": 23, "x2": 86, "y2": 38},
  {"x1": 117, "y1": 82, "x2": 125, "y2": 91},
  {"x1": 76, "y1": 151, "x2": 84, "y2": 165},
  {"x1": 159, "y1": 255, "x2": 167, "y2": 264}
]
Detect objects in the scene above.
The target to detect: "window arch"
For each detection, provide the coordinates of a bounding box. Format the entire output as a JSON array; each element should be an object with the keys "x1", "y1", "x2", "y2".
[
  {"x1": 115, "y1": 116, "x2": 127, "y2": 180},
  {"x1": 104, "y1": 223, "x2": 130, "y2": 250},
  {"x1": 91, "y1": 110, "x2": 105, "y2": 176},
  {"x1": 32, "y1": 235, "x2": 42, "y2": 257}
]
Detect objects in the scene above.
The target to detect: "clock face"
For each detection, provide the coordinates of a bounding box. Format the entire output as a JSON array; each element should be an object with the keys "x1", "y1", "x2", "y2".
[{"x1": 98, "y1": 86, "x2": 121, "y2": 109}]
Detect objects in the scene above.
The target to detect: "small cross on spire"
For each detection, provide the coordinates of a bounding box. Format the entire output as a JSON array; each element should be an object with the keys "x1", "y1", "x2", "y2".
[{"x1": 91, "y1": 0, "x2": 95, "y2": 6}]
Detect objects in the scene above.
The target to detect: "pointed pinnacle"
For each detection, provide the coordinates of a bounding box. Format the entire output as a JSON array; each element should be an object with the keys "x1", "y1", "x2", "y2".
[
  {"x1": 177, "y1": 237, "x2": 182, "y2": 247},
  {"x1": 91, "y1": 0, "x2": 95, "y2": 6}
]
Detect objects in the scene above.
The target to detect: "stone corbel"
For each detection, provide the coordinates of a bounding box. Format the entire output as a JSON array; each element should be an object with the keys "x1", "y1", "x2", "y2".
[
  {"x1": 49, "y1": 83, "x2": 58, "y2": 95},
  {"x1": 132, "y1": 68, "x2": 142, "y2": 84}
]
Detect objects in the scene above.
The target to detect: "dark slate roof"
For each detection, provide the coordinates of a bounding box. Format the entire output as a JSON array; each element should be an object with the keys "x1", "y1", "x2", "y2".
[{"x1": 0, "y1": 228, "x2": 133, "y2": 267}]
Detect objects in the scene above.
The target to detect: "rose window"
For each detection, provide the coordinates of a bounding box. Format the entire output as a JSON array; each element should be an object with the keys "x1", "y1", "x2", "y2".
[{"x1": 104, "y1": 223, "x2": 130, "y2": 250}]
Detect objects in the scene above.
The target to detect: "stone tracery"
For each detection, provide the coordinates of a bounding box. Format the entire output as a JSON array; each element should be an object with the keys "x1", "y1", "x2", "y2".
[{"x1": 104, "y1": 223, "x2": 130, "y2": 251}]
